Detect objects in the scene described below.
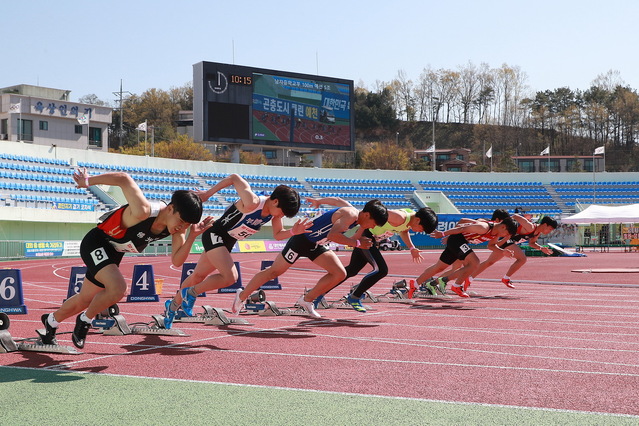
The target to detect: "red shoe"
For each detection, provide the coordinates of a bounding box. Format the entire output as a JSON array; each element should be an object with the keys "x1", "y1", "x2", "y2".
[
  {"x1": 463, "y1": 278, "x2": 471, "y2": 291},
  {"x1": 501, "y1": 278, "x2": 515, "y2": 289},
  {"x1": 450, "y1": 285, "x2": 470, "y2": 298}
]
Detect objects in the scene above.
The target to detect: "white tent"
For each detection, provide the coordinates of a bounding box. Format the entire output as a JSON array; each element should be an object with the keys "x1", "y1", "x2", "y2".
[{"x1": 562, "y1": 204, "x2": 639, "y2": 224}]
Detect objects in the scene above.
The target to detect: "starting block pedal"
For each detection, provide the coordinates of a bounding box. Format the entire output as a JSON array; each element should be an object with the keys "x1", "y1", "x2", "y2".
[
  {"x1": 174, "y1": 305, "x2": 250, "y2": 326},
  {"x1": 94, "y1": 313, "x2": 190, "y2": 336}
]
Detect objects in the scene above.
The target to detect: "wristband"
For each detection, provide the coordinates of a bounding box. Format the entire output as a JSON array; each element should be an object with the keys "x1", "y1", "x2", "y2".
[
  {"x1": 85, "y1": 177, "x2": 90, "y2": 187},
  {"x1": 409, "y1": 246, "x2": 417, "y2": 250},
  {"x1": 355, "y1": 239, "x2": 361, "y2": 248}
]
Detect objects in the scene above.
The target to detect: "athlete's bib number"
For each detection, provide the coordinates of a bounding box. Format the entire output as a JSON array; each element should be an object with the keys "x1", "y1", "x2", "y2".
[
  {"x1": 284, "y1": 248, "x2": 299, "y2": 263},
  {"x1": 228, "y1": 224, "x2": 258, "y2": 240},
  {"x1": 90, "y1": 248, "x2": 110, "y2": 265}
]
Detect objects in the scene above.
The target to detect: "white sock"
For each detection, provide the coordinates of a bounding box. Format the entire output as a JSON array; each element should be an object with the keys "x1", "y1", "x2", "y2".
[
  {"x1": 47, "y1": 313, "x2": 60, "y2": 328},
  {"x1": 80, "y1": 312, "x2": 92, "y2": 324},
  {"x1": 468, "y1": 276, "x2": 474, "y2": 283},
  {"x1": 503, "y1": 275, "x2": 510, "y2": 281}
]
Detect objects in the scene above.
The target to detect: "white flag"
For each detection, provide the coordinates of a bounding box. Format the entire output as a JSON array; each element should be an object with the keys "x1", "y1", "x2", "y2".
[
  {"x1": 77, "y1": 113, "x2": 89, "y2": 125},
  {"x1": 425, "y1": 145, "x2": 435, "y2": 153},
  {"x1": 9, "y1": 102, "x2": 21, "y2": 114},
  {"x1": 485, "y1": 146, "x2": 493, "y2": 158},
  {"x1": 594, "y1": 146, "x2": 605, "y2": 155},
  {"x1": 540, "y1": 146, "x2": 550, "y2": 156},
  {"x1": 137, "y1": 121, "x2": 147, "y2": 132}
]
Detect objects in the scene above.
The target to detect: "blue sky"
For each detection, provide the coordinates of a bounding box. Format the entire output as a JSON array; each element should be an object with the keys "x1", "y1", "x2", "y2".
[{"x1": 6, "y1": 0, "x2": 638, "y2": 104}]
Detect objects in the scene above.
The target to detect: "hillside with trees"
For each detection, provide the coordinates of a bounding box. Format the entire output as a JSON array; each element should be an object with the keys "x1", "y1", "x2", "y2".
[{"x1": 83, "y1": 63, "x2": 639, "y2": 172}]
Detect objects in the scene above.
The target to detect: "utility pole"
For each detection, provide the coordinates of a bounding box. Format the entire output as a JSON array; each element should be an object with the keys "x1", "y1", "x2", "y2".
[{"x1": 112, "y1": 79, "x2": 131, "y2": 149}]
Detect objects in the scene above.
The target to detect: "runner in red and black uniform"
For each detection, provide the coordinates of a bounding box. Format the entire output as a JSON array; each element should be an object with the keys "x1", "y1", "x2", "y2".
[
  {"x1": 39, "y1": 169, "x2": 212, "y2": 348},
  {"x1": 468, "y1": 215, "x2": 558, "y2": 289},
  {"x1": 416, "y1": 217, "x2": 518, "y2": 297}
]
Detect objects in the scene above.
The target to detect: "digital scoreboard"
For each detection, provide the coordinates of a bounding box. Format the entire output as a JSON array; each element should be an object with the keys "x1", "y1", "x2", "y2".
[{"x1": 194, "y1": 61, "x2": 354, "y2": 152}]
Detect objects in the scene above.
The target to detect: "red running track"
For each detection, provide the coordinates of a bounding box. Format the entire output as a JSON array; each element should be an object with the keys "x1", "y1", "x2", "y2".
[{"x1": 1, "y1": 249, "x2": 638, "y2": 415}]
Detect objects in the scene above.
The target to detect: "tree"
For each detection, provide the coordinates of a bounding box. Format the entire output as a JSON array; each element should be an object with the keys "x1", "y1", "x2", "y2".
[
  {"x1": 119, "y1": 134, "x2": 214, "y2": 161},
  {"x1": 358, "y1": 140, "x2": 411, "y2": 170},
  {"x1": 78, "y1": 94, "x2": 110, "y2": 106}
]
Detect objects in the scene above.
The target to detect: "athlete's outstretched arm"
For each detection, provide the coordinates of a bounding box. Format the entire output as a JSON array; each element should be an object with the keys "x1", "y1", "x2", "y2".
[{"x1": 73, "y1": 169, "x2": 150, "y2": 222}]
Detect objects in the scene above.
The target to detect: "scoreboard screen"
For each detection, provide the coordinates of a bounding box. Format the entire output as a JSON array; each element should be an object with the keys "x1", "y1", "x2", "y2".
[{"x1": 194, "y1": 61, "x2": 354, "y2": 152}]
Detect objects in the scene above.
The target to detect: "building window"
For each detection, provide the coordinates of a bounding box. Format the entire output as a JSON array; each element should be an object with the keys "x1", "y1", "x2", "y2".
[
  {"x1": 75, "y1": 125, "x2": 83, "y2": 134},
  {"x1": 448, "y1": 166, "x2": 462, "y2": 172},
  {"x1": 264, "y1": 150, "x2": 277, "y2": 159},
  {"x1": 89, "y1": 127, "x2": 102, "y2": 147},
  {"x1": 456, "y1": 154, "x2": 464, "y2": 161},
  {"x1": 540, "y1": 159, "x2": 560, "y2": 172},
  {"x1": 583, "y1": 158, "x2": 594, "y2": 172},
  {"x1": 39, "y1": 121, "x2": 48, "y2": 131},
  {"x1": 17, "y1": 119, "x2": 33, "y2": 141},
  {"x1": 518, "y1": 160, "x2": 535, "y2": 172}
]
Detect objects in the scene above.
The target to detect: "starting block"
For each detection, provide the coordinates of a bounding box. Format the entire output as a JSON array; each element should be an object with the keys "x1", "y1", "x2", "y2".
[
  {"x1": 251, "y1": 301, "x2": 311, "y2": 317},
  {"x1": 174, "y1": 305, "x2": 250, "y2": 326},
  {"x1": 359, "y1": 280, "x2": 418, "y2": 305},
  {"x1": 91, "y1": 308, "x2": 189, "y2": 336},
  {"x1": 0, "y1": 312, "x2": 81, "y2": 355}
]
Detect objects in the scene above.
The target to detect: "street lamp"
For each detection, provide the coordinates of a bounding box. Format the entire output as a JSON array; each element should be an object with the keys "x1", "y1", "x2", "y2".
[{"x1": 432, "y1": 97, "x2": 439, "y2": 172}]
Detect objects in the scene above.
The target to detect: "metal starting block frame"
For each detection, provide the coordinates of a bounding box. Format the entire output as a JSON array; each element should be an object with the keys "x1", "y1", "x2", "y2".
[
  {"x1": 0, "y1": 330, "x2": 82, "y2": 355},
  {"x1": 174, "y1": 305, "x2": 250, "y2": 326},
  {"x1": 244, "y1": 301, "x2": 311, "y2": 317},
  {"x1": 94, "y1": 314, "x2": 190, "y2": 336}
]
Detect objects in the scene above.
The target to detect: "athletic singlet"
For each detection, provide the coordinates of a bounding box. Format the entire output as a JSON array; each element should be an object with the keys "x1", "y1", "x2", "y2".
[
  {"x1": 463, "y1": 222, "x2": 495, "y2": 244},
  {"x1": 209, "y1": 196, "x2": 272, "y2": 240},
  {"x1": 513, "y1": 223, "x2": 538, "y2": 241},
  {"x1": 96, "y1": 203, "x2": 169, "y2": 253},
  {"x1": 304, "y1": 208, "x2": 357, "y2": 244},
  {"x1": 369, "y1": 208, "x2": 412, "y2": 239}
]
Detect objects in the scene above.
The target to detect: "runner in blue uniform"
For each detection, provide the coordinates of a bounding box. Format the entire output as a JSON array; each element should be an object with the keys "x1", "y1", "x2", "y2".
[
  {"x1": 163, "y1": 173, "x2": 311, "y2": 328},
  {"x1": 236, "y1": 197, "x2": 388, "y2": 318},
  {"x1": 40, "y1": 168, "x2": 210, "y2": 348}
]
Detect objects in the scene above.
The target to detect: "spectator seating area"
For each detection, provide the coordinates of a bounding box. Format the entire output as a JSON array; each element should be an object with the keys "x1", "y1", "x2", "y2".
[
  {"x1": 551, "y1": 181, "x2": 639, "y2": 207},
  {"x1": 420, "y1": 180, "x2": 562, "y2": 216},
  {"x1": 2, "y1": 152, "x2": 638, "y2": 218}
]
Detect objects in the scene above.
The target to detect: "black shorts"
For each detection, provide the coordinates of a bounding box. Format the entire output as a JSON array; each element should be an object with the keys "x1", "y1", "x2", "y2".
[
  {"x1": 280, "y1": 234, "x2": 330, "y2": 264},
  {"x1": 439, "y1": 233, "x2": 474, "y2": 265},
  {"x1": 80, "y1": 228, "x2": 126, "y2": 288},
  {"x1": 201, "y1": 227, "x2": 237, "y2": 252},
  {"x1": 499, "y1": 235, "x2": 523, "y2": 249}
]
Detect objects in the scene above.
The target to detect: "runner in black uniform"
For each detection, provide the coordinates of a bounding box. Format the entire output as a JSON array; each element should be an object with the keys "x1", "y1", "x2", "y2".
[
  {"x1": 39, "y1": 169, "x2": 211, "y2": 348},
  {"x1": 163, "y1": 173, "x2": 311, "y2": 328},
  {"x1": 238, "y1": 197, "x2": 388, "y2": 318}
]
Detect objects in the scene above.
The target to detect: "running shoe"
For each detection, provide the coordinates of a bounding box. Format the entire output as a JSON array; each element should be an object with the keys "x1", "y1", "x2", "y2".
[
  {"x1": 296, "y1": 297, "x2": 321, "y2": 318},
  {"x1": 463, "y1": 277, "x2": 471, "y2": 291},
  {"x1": 231, "y1": 289, "x2": 244, "y2": 314},
  {"x1": 163, "y1": 299, "x2": 177, "y2": 329},
  {"x1": 450, "y1": 285, "x2": 470, "y2": 298},
  {"x1": 72, "y1": 314, "x2": 91, "y2": 349},
  {"x1": 180, "y1": 287, "x2": 197, "y2": 316},
  {"x1": 421, "y1": 280, "x2": 438, "y2": 296},
  {"x1": 40, "y1": 313, "x2": 57, "y2": 345},
  {"x1": 435, "y1": 277, "x2": 448, "y2": 295},
  {"x1": 346, "y1": 294, "x2": 367, "y2": 313},
  {"x1": 501, "y1": 278, "x2": 515, "y2": 289}
]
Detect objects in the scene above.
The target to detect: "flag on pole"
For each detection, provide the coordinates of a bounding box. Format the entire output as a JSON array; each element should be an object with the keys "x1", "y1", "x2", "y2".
[
  {"x1": 77, "y1": 113, "x2": 89, "y2": 125},
  {"x1": 485, "y1": 146, "x2": 493, "y2": 158},
  {"x1": 9, "y1": 102, "x2": 21, "y2": 114},
  {"x1": 540, "y1": 146, "x2": 550, "y2": 156},
  {"x1": 137, "y1": 121, "x2": 147, "y2": 132},
  {"x1": 425, "y1": 145, "x2": 434, "y2": 153},
  {"x1": 594, "y1": 146, "x2": 605, "y2": 155}
]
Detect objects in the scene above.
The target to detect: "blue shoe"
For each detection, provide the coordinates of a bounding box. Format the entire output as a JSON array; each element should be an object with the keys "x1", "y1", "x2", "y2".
[
  {"x1": 163, "y1": 299, "x2": 176, "y2": 329},
  {"x1": 180, "y1": 287, "x2": 197, "y2": 316},
  {"x1": 346, "y1": 294, "x2": 367, "y2": 313}
]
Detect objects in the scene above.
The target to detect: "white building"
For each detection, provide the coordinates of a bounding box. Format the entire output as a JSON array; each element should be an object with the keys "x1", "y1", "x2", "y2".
[{"x1": 0, "y1": 84, "x2": 112, "y2": 152}]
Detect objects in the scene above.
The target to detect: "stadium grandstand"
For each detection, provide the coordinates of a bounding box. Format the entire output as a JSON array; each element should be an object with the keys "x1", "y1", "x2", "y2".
[{"x1": 1, "y1": 142, "x2": 637, "y2": 258}]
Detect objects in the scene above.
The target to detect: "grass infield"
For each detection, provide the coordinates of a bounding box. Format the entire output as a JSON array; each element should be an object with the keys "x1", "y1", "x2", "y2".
[{"x1": 1, "y1": 366, "x2": 636, "y2": 425}]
